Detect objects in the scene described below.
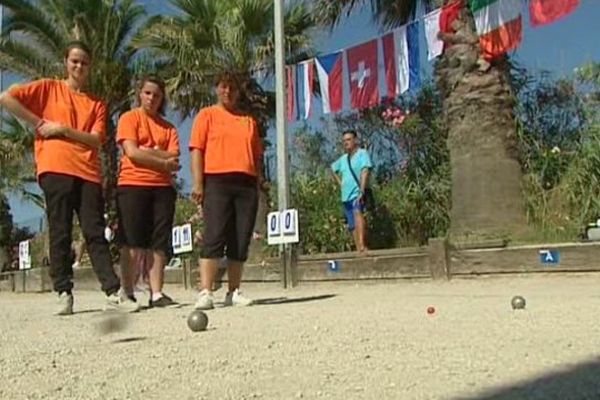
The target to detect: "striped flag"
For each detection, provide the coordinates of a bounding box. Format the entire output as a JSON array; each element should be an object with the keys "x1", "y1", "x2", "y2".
[
  {"x1": 295, "y1": 60, "x2": 314, "y2": 120},
  {"x1": 423, "y1": 1, "x2": 464, "y2": 60},
  {"x1": 470, "y1": 0, "x2": 522, "y2": 60},
  {"x1": 424, "y1": 9, "x2": 444, "y2": 60},
  {"x1": 286, "y1": 65, "x2": 295, "y2": 121},
  {"x1": 382, "y1": 23, "x2": 420, "y2": 98}
]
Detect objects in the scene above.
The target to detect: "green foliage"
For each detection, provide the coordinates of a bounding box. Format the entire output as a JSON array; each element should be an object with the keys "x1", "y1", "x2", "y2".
[
  {"x1": 173, "y1": 196, "x2": 203, "y2": 259},
  {"x1": 134, "y1": 0, "x2": 316, "y2": 121},
  {"x1": 518, "y1": 68, "x2": 600, "y2": 242},
  {"x1": 0, "y1": 116, "x2": 41, "y2": 207},
  {"x1": 286, "y1": 85, "x2": 450, "y2": 254},
  {"x1": 290, "y1": 172, "x2": 350, "y2": 253}
]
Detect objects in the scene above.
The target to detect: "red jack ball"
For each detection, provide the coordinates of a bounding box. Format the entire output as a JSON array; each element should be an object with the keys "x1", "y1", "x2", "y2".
[{"x1": 427, "y1": 306, "x2": 435, "y2": 315}]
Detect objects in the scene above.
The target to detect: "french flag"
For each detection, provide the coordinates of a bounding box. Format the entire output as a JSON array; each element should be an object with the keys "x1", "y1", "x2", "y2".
[
  {"x1": 382, "y1": 23, "x2": 420, "y2": 98},
  {"x1": 286, "y1": 65, "x2": 295, "y2": 121},
  {"x1": 295, "y1": 60, "x2": 314, "y2": 120},
  {"x1": 315, "y1": 51, "x2": 343, "y2": 114}
]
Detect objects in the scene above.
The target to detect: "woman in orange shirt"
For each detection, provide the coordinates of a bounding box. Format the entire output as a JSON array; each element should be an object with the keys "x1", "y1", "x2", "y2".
[
  {"x1": 0, "y1": 41, "x2": 136, "y2": 315},
  {"x1": 116, "y1": 76, "x2": 180, "y2": 308},
  {"x1": 190, "y1": 72, "x2": 263, "y2": 310}
]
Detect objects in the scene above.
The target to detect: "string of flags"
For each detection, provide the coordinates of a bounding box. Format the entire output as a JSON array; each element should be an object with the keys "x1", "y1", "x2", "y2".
[{"x1": 286, "y1": 0, "x2": 580, "y2": 120}]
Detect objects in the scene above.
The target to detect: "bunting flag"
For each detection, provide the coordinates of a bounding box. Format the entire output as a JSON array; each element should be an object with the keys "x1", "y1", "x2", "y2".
[
  {"x1": 424, "y1": 1, "x2": 465, "y2": 60},
  {"x1": 285, "y1": 65, "x2": 295, "y2": 121},
  {"x1": 295, "y1": 60, "x2": 314, "y2": 120},
  {"x1": 382, "y1": 23, "x2": 420, "y2": 98},
  {"x1": 315, "y1": 52, "x2": 344, "y2": 114},
  {"x1": 346, "y1": 40, "x2": 379, "y2": 109},
  {"x1": 529, "y1": 0, "x2": 579, "y2": 27},
  {"x1": 470, "y1": 0, "x2": 522, "y2": 60},
  {"x1": 424, "y1": 9, "x2": 443, "y2": 60}
]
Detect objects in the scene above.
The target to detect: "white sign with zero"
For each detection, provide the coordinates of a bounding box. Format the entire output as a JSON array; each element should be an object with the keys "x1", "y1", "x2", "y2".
[{"x1": 267, "y1": 209, "x2": 299, "y2": 245}]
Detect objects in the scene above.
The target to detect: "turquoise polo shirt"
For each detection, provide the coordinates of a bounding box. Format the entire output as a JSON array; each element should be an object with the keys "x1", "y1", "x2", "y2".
[{"x1": 331, "y1": 148, "x2": 373, "y2": 202}]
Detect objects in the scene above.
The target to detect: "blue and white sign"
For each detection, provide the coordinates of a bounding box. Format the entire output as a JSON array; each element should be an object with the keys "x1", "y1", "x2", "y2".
[
  {"x1": 267, "y1": 211, "x2": 281, "y2": 238},
  {"x1": 327, "y1": 260, "x2": 340, "y2": 272},
  {"x1": 267, "y1": 209, "x2": 300, "y2": 245},
  {"x1": 281, "y1": 209, "x2": 297, "y2": 235},
  {"x1": 539, "y1": 249, "x2": 559, "y2": 265},
  {"x1": 172, "y1": 224, "x2": 193, "y2": 255}
]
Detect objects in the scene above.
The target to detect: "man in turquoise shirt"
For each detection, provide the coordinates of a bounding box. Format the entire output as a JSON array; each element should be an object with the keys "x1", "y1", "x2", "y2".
[{"x1": 331, "y1": 130, "x2": 373, "y2": 253}]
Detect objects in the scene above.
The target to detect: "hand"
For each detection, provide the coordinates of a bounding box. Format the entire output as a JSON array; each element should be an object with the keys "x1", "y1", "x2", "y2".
[
  {"x1": 163, "y1": 156, "x2": 180, "y2": 172},
  {"x1": 38, "y1": 121, "x2": 66, "y2": 138},
  {"x1": 358, "y1": 191, "x2": 365, "y2": 205},
  {"x1": 191, "y1": 184, "x2": 204, "y2": 204}
]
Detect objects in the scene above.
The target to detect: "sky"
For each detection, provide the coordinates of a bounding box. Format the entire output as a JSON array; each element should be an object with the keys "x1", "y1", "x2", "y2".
[{"x1": 7, "y1": 1, "x2": 600, "y2": 228}]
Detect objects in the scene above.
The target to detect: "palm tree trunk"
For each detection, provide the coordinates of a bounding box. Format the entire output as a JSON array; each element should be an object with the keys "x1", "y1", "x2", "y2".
[{"x1": 436, "y1": 6, "x2": 528, "y2": 241}]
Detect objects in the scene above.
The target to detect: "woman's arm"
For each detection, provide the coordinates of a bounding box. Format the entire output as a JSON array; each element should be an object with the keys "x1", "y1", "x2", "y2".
[
  {"x1": 190, "y1": 149, "x2": 204, "y2": 204},
  {"x1": 139, "y1": 147, "x2": 179, "y2": 159},
  {"x1": 122, "y1": 140, "x2": 179, "y2": 173},
  {"x1": 0, "y1": 92, "x2": 43, "y2": 128}
]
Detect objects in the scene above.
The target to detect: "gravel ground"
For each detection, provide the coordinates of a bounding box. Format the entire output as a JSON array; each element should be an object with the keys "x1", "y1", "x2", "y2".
[{"x1": 1, "y1": 273, "x2": 600, "y2": 400}]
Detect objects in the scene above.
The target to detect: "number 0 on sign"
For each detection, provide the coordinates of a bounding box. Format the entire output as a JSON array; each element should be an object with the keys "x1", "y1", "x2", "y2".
[{"x1": 267, "y1": 209, "x2": 300, "y2": 245}]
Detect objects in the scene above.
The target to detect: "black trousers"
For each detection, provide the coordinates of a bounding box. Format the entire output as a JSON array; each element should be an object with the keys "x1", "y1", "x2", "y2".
[
  {"x1": 39, "y1": 173, "x2": 120, "y2": 295},
  {"x1": 116, "y1": 185, "x2": 176, "y2": 253},
  {"x1": 201, "y1": 173, "x2": 258, "y2": 262}
]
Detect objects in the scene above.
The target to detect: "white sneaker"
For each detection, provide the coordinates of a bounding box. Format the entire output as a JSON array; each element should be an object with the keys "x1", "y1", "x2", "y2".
[
  {"x1": 195, "y1": 290, "x2": 214, "y2": 310},
  {"x1": 105, "y1": 290, "x2": 140, "y2": 313},
  {"x1": 224, "y1": 289, "x2": 254, "y2": 307},
  {"x1": 56, "y1": 292, "x2": 74, "y2": 316},
  {"x1": 133, "y1": 285, "x2": 150, "y2": 308}
]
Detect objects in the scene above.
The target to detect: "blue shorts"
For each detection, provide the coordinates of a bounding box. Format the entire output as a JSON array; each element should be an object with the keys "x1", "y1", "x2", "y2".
[{"x1": 342, "y1": 199, "x2": 366, "y2": 231}]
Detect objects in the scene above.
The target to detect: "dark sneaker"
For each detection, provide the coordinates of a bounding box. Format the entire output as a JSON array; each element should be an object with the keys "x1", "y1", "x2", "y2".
[{"x1": 149, "y1": 293, "x2": 177, "y2": 308}]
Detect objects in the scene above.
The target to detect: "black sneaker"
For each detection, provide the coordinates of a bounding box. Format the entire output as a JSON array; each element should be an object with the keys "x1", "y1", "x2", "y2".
[{"x1": 149, "y1": 294, "x2": 177, "y2": 308}]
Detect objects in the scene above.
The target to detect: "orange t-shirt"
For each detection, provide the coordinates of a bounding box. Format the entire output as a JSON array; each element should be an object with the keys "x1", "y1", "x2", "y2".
[
  {"x1": 117, "y1": 108, "x2": 180, "y2": 187},
  {"x1": 189, "y1": 105, "x2": 262, "y2": 176},
  {"x1": 8, "y1": 79, "x2": 106, "y2": 183}
]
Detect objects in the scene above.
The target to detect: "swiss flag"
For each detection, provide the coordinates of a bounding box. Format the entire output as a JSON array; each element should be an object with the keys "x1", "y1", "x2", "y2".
[{"x1": 346, "y1": 40, "x2": 379, "y2": 110}]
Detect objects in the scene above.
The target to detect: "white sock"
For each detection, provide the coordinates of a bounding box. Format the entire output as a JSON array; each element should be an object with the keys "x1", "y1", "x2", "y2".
[{"x1": 151, "y1": 292, "x2": 163, "y2": 301}]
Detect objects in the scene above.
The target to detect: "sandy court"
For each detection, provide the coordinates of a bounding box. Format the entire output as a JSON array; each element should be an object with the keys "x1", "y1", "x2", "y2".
[{"x1": 1, "y1": 273, "x2": 599, "y2": 400}]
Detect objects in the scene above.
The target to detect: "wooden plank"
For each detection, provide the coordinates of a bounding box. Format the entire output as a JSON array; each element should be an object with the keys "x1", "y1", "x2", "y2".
[
  {"x1": 451, "y1": 242, "x2": 600, "y2": 275},
  {"x1": 296, "y1": 254, "x2": 429, "y2": 281}
]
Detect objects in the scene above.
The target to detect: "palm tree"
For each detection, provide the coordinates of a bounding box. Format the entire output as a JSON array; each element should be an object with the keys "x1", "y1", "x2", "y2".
[
  {"x1": 315, "y1": 0, "x2": 528, "y2": 242},
  {"x1": 0, "y1": 115, "x2": 37, "y2": 270},
  {"x1": 0, "y1": 0, "x2": 148, "y2": 213},
  {"x1": 133, "y1": 0, "x2": 316, "y2": 129},
  {"x1": 0, "y1": 116, "x2": 39, "y2": 205}
]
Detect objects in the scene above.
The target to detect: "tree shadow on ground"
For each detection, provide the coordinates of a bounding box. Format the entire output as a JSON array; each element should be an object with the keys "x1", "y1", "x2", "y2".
[
  {"x1": 253, "y1": 294, "x2": 336, "y2": 306},
  {"x1": 454, "y1": 357, "x2": 600, "y2": 400}
]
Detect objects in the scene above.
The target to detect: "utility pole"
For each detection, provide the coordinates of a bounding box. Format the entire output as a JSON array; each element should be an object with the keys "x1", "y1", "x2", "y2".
[{"x1": 273, "y1": 0, "x2": 295, "y2": 288}]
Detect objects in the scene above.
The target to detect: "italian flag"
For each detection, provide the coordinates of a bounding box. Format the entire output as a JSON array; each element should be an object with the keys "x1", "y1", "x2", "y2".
[{"x1": 470, "y1": 0, "x2": 522, "y2": 60}]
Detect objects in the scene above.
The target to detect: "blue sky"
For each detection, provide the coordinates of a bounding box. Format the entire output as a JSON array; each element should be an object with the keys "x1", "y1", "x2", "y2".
[{"x1": 7, "y1": 1, "x2": 600, "y2": 227}]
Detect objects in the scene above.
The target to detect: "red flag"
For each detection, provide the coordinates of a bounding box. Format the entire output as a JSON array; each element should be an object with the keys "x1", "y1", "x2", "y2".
[
  {"x1": 346, "y1": 40, "x2": 379, "y2": 109},
  {"x1": 529, "y1": 0, "x2": 579, "y2": 27},
  {"x1": 439, "y1": 0, "x2": 463, "y2": 36},
  {"x1": 286, "y1": 65, "x2": 295, "y2": 121}
]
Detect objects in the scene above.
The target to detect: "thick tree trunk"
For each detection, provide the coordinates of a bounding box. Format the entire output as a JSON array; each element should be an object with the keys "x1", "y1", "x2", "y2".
[{"x1": 436, "y1": 6, "x2": 528, "y2": 241}]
